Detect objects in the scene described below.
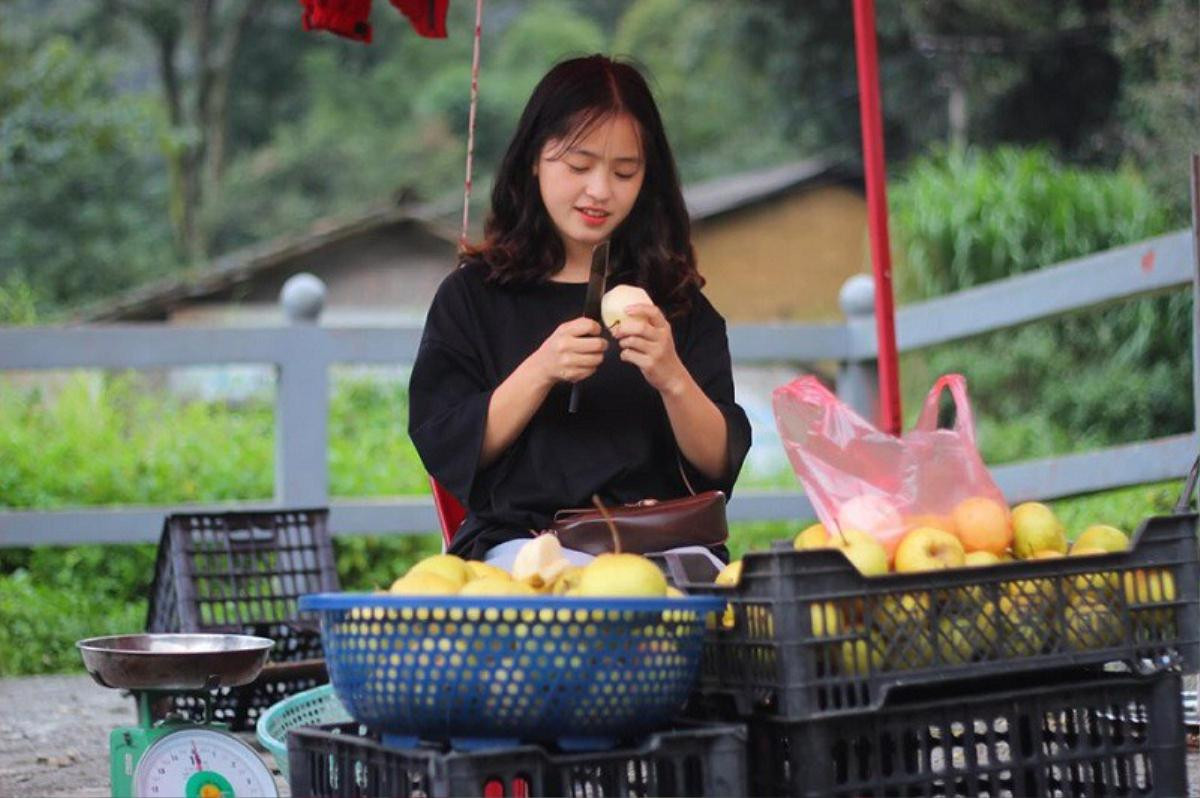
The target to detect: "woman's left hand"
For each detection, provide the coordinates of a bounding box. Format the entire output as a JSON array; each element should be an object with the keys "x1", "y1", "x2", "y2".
[{"x1": 613, "y1": 304, "x2": 687, "y2": 395}]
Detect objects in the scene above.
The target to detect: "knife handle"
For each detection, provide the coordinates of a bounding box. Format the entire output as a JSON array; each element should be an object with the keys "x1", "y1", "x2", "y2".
[{"x1": 568, "y1": 383, "x2": 581, "y2": 413}]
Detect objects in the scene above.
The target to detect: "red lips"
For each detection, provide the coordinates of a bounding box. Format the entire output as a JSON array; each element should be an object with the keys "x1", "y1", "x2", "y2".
[{"x1": 576, "y1": 207, "x2": 609, "y2": 227}]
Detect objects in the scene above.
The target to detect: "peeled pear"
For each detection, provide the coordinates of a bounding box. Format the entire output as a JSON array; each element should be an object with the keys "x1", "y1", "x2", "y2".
[
  {"x1": 511, "y1": 534, "x2": 571, "y2": 589},
  {"x1": 600, "y1": 284, "x2": 653, "y2": 331}
]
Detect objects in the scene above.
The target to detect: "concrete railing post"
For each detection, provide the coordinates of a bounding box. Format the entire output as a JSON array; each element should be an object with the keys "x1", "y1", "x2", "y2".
[
  {"x1": 277, "y1": 273, "x2": 329, "y2": 506},
  {"x1": 837, "y1": 274, "x2": 880, "y2": 423}
]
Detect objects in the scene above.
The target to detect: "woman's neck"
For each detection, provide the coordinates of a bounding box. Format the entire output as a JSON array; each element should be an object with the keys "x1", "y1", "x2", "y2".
[{"x1": 549, "y1": 244, "x2": 594, "y2": 283}]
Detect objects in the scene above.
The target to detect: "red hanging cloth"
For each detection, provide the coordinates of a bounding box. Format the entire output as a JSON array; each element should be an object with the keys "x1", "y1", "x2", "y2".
[
  {"x1": 299, "y1": 0, "x2": 449, "y2": 43},
  {"x1": 389, "y1": 0, "x2": 449, "y2": 38},
  {"x1": 300, "y1": 0, "x2": 373, "y2": 43}
]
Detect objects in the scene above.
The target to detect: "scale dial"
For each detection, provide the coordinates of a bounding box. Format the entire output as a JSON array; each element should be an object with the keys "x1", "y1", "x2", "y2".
[{"x1": 131, "y1": 728, "x2": 278, "y2": 798}]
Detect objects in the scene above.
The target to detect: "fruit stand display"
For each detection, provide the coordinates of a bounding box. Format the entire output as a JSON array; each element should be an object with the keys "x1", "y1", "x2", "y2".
[
  {"x1": 655, "y1": 435, "x2": 1200, "y2": 795},
  {"x1": 240, "y1": 431, "x2": 1198, "y2": 797},
  {"x1": 679, "y1": 507, "x2": 1198, "y2": 719}
]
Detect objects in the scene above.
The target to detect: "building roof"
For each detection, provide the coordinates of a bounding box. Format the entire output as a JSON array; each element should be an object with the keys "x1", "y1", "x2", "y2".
[
  {"x1": 76, "y1": 203, "x2": 457, "y2": 322},
  {"x1": 78, "y1": 158, "x2": 858, "y2": 322},
  {"x1": 684, "y1": 158, "x2": 860, "y2": 221}
]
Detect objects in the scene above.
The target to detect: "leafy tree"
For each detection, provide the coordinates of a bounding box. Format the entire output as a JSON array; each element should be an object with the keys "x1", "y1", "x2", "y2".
[
  {"x1": 1105, "y1": 0, "x2": 1199, "y2": 221},
  {"x1": 899, "y1": 1, "x2": 1121, "y2": 156},
  {"x1": 741, "y1": 0, "x2": 1195, "y2": 216},
  {"x1": 100, "y1": 0, "x2": 268, "y2": 261},
  {"x1": 613, "y1": 0, "x2": 795, "y2": 179},
  {"x1": 727, "y1": 1, "x2": 944, "y2": 163},
  {"x1": 0, "y1": 34, "x2": 177, "y2": 313}
]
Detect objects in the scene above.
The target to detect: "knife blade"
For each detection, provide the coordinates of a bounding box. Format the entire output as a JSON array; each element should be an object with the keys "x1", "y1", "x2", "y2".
[{"x1": 568, "y1": 241, "x2": 609, "y2": 413}]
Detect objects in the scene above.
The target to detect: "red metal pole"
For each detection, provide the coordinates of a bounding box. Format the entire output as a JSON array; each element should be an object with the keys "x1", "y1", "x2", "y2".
[{"x1": 852, "y1": 0, "x2": 902, "y2": 435}]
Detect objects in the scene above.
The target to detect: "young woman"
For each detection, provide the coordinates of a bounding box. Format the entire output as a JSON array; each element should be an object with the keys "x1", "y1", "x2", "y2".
[{"x1": 408, "y1": 54, "x2": 751, "y2": 567}]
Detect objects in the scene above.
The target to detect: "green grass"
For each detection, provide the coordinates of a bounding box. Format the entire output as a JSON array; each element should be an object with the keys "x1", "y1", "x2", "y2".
[{"x1": 1049, "y1": 480, "x2": 1185, "y2": 542}]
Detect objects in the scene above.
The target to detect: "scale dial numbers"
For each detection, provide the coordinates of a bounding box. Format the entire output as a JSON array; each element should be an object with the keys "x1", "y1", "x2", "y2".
[{"x1": 132, "y1": 728, "x2": 278, "y2": 798}]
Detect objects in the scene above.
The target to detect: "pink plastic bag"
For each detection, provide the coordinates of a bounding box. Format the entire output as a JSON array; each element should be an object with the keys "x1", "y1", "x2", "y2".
[{"x1": 772, "y1": 373, "x2": 1006, "y2": 559}]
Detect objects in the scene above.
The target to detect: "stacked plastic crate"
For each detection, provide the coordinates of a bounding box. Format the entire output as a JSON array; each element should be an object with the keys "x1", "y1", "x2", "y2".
[
  {"x1": 682, "y1": 501, "x2": 1199, "y2": 796},
  {"x1": 146, "y1": 509, "x2": 339, "y2": 730}
]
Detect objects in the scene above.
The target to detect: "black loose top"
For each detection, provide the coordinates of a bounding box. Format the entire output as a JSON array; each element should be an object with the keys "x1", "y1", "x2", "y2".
[{"x1": 408, "y1": 260, "x2": 752, "y2": 560}]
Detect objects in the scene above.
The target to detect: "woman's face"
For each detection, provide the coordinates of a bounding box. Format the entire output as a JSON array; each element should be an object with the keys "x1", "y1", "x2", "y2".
[{"x1": 536, "y1": 112, "x2": 646, "y2": 262}]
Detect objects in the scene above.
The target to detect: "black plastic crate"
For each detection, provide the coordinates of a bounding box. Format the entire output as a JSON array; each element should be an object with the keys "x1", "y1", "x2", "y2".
[
  {"x1": 732, "y1": 670, "x2": 1188, "y2": 798},
  {"x1": 146, "y1": 508, "x2": 339, "y2": 729},
  {"x1": 679, "y1": 507, "x2": 1199, "y2": 720},
  {"x1": 287, "y1": 722, "x2": 748, "y2": 798}
]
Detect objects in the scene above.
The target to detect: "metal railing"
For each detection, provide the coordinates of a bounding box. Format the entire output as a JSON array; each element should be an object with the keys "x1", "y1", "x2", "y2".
[{"x1": 0, "y1": 229, "x2": 1195, "y2": 546}]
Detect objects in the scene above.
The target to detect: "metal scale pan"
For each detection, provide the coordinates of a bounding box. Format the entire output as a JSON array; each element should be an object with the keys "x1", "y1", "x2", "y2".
[{"x1": 77, "y1": 633, "x2": 273, "y2": 692}]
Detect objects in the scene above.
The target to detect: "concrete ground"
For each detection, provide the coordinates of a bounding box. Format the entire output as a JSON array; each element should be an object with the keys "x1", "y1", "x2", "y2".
[
  {"x1": 1, "y1": 673, "x2": 1196, "y2": 797},
  {"x1": 0, "y1": 674, "x2": 288, "y2": 798}
]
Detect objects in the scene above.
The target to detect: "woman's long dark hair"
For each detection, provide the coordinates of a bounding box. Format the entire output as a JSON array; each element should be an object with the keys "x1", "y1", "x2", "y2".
[{"x1": 463, "y1": 54, "x2": 702, "y2": 317}]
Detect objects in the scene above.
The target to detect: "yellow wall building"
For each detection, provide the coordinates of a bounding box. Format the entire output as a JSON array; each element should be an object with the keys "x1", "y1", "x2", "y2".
[{"x1": 688, "y1": 160, "x2": 867, "y2": 323}]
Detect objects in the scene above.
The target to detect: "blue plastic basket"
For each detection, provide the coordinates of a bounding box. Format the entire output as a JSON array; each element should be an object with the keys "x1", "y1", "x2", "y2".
[
  {"x1": 299, "y1": 593, "x2": 724, "y2": 750},
  {"x1": 255, "y1": 683, "x2": 350, "y2": 781}
]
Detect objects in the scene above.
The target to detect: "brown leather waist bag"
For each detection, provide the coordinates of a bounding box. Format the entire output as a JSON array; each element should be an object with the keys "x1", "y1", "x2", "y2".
[{"x1": 548, "y1": 490, "x2": 728, "y2": 556}]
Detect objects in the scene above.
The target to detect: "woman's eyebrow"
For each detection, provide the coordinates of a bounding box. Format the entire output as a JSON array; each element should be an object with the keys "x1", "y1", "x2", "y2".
[{"x1": 568, "y1": 147, "x2": 643, "y2": 164}]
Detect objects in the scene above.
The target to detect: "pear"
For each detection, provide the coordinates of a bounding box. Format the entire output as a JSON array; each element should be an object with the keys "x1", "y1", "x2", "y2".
[
  {"x1": 714, "y1": 559, "x2": 743, "y2": 586},
  {"x1": 511, "y1": 534, "x2": 571, "y2": 590},
  {"x1": 547, "y1": 565, "x2": 585, "y2": 596},
  {"x1": 576, "y1": 553, "x2": 668, "y2": 598},
  {"x1": 408, "y1": 554, "x2": 473, "y2": 589},
  {"x1": 871, "y1": 592, "x2": 930, "y2": 637},
  {"x1": 459, "y1": 577, "x2": 536, "y2": 597},
  {"x1": 936, "y1": 616, "x2": 982, "y2": 666},
  {"x1": 827, "y1": 528, "x2": 889, "y2": 576},
  {"x1": 466, "y1": 561, "x2": 512, "y2": 582},
  {"x1": 964, "y1": 551, "x2": 1002, "y2": 567},
  {"x1": 600, "y1": 284, "x2": 653, "y2": 331},
  {"x1": 894, "y1": 527, "x2": 965, "y2": 572},
  {"x1": 992, "y1": 596, "x2": 1051, "y2": 657},
  {"x1": 840, "y1": 636, "x2": 885, "y2": 676},
  {"x1": 793, "y1": 522, "x2": 831, "y2": 550},
  {"x1": 811, "y1": 602, "x2": 840, "y2": 637},
  {"x1": 1071, "y1": 524, "x2": 1129, "y2": 554},
  {"x1": 1011, "y1": 502, "x2": 1067, "y2": 559},
  {"x1": 389, "y1": 571, "x2": 459, "y2": 595},
  {"x1": 1065, "y1": 602, "x2": 1123, "y2": 650}
]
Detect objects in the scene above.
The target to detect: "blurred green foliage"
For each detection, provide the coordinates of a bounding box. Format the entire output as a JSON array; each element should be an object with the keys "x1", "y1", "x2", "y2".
[
  {"x1": 890, "y1": 147, "x2": 1189, "y2": 460},
  {"x1": 0, "y1": 35, "x2": 178, "y2": 315},
  {"x1": 0, "y1": 374, "x2": 443, "y2": 675}
]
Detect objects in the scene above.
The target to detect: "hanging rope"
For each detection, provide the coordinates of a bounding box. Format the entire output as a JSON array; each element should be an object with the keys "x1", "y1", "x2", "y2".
[{"x1": 460, "y1": 0, "x2": 485, "y2": 247}]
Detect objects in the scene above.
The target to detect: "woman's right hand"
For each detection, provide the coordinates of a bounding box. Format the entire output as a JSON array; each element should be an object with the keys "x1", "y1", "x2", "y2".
[{"x1": 533, "y1": 317, "x2": 608, "y2": 385}]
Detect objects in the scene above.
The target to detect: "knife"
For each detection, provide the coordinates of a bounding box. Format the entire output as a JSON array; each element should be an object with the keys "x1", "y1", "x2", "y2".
[{"x1": 568, "y1": 240, "x2": 609, "y2": 414}]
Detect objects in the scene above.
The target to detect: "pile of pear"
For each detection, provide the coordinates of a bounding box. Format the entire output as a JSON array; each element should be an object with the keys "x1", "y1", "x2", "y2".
[
  {"x1": 388, "y1": 534, "x2": 683, "y2": 599},
  {"x1": 710, "y1": 501, "x2": 1174, "y2": 675}
]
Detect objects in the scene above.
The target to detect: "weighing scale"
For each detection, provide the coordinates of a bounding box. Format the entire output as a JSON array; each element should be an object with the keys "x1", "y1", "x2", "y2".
[{"x1": 77, "y1": 633, "x2": 280, "y2": 798}]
